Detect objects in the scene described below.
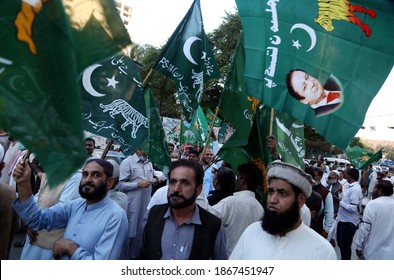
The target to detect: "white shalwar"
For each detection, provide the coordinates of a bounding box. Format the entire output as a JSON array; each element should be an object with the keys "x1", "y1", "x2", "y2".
[{"x1": 229, "y1": 222, "x2": 337, "y2": 260}]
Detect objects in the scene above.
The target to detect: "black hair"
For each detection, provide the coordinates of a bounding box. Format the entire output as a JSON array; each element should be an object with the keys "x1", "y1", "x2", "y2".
[
  {"x1": 286, "y1": 69, "x2": 306, "y2": 101},
  {"x1": 237, "y1": 163, "x2": 262, "y2": 191},
  {"x1": 169, "y1": 159, "x2": 204, "y2": 186},
  {"x1": 346, "y1": 168, "x2": 359, "y2": 181},
  {"x1": 216, "y1": 167, "x2": 236, "y2": 195},
  {"x1": 376, "y1": 180, "x2": 394, "y2": 196},
  {"x1": 84, "y1": 137, "x2": 95, "y2": 146}
]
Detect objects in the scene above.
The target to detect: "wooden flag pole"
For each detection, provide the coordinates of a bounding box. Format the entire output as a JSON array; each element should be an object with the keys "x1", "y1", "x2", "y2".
[
  {"x1": 142, "y1": 69, "x2": 154, "y2": 87},
  {"x1": 101, "y1": 140, "x2": 114, "y2": 159},
  {"x1": 269, "y1": 107, "x2": 275, "y2": 136},
  {"x1": 199, "y1": 106, "x2": 220, "y2": 163}
]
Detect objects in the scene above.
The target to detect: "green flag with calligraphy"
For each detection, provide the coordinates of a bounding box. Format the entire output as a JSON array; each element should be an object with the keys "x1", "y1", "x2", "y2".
[
  {"x1": 218, "y1": 32, "x2": 260, "y2": 143},
  {"x1": 189, "y1": 106, "x2": 211, "y2": 146},
  {"x1": 235, "y1": 0, "x2": 394, "y2": 150},
  {"x1": 180, "y1": 121, "x2": 199, "y2": 145},
  {"x1": 142, "y1": 87, "x2": 171, "y2": 171},
  {"x1": 346, "y1": 146, "x2": 383, "y2": 170},
  {"x1": 0, "y1": 0, "x2": 130, "y2": 186},
  {"x1": 205, "y1": 108, "x2": 222, "y2": 128},
  {"x1": 81, "y1": 54, "x2": 148, "y2": 156},
  {"x1": 272, "y1": 111, "x2": 305, "y2": 169},
  {"x1": 152, "y1": 0, "x2": 220, "y2": 122}
]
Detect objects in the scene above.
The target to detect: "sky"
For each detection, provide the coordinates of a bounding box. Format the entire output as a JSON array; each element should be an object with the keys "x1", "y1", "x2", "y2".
[{"x1": 126, "y1": 0, "x2": 394, "y2": 143}]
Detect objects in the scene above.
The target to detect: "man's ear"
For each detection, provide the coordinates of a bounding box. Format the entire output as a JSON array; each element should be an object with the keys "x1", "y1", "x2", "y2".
[
  {"x1": 298, "y1": 192, "x2": 307, "y2": 207},
  {"x1": 107, "y1": 177, "x2": 115, "y2": 190},
  {"x1": 196, "y1": 184, "x2": 203, "y2": 196}
]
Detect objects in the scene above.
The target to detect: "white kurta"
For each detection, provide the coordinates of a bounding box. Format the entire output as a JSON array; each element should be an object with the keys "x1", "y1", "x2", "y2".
[
  {"x1": 355, "y1": 196, "x2": 394, "y2": 259},
  {"x1": 229, "y1": 222, "x2": 337, "y2": 260},
  {"x1": 208, "y1": 190, "x2": 264, "y2": 256}
]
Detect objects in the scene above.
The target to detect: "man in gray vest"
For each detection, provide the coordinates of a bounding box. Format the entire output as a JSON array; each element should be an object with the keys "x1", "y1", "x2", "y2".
[{"x1": 130, "y1": 159, "x2": 227, "y2": 260}]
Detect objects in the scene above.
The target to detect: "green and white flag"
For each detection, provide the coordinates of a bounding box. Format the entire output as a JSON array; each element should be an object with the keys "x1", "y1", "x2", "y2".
[
  {"x1": 142, "y1": 87, "x2": 171, "y2": 171},
  {"x1": 235, "y1": 0, "x2": 394, "y2": 150},
  {"x1": 180, "y1": 121, "x2": 199, "y2": 145},
  {"x1": 346, "y1": 146, "x2": 383, "y2": 170},
  {"x1": 205, "y1": 108, "x2": 222, "y2": 128},
  {"x1": 153, "y1": 0, "x2": 220, "y2": 122},
  {"x1": 81, "y1": 54, "x2": 148, "y2": 155},
  {"x1": 273, "y1": 111, "x2": 305, "y2": 169},
  {"x1": 189, "y1": 106, "x2": 210, "y2": 144},
  {"x1": 0, "y1": 0, "x2": 131, "y2": 186}
]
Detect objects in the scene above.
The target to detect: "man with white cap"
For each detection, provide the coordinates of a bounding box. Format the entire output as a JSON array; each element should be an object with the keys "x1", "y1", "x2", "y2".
[{"x1": 230, "y1": 161, "x2": 336, "y2": 259}]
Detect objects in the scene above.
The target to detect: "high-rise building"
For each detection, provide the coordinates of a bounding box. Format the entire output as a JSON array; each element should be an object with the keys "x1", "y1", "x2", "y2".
[{"x1": 115, "y1": 0, "x2": 133, "y2": 35}]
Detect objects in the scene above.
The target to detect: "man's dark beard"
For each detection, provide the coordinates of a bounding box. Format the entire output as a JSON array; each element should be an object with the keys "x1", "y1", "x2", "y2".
[
  {"x1": 167, "y1": 189, "x2": 198, "y2": 209},
  {"x1": 79, "y1": 179, "x2": 108, "y2": 200},
  {"x1": 262, "y1": 196, "x2": 300, "y2": 236}
]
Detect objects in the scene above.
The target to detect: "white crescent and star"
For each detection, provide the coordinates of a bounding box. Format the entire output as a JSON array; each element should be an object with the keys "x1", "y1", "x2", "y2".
[
  {"x1": 290, "y1": 23, "x2": 317, "y2": 52},
  {"x1": 82, "y1": 64, "x2": 106, "y2": 97},
  {"x1": 183, "y1": 36, "x2": 201, "y2": 65}
]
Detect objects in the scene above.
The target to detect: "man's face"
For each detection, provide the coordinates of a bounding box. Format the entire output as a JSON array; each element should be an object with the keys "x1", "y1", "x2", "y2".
[
  {"x1": 263, "y1": 178, "x2": 302, "y2": 235},
  {"x1": 291, "y1": 70, "x2": 324, "y2": 105},
  {"x1": 170, "y1": 152, "x2": 179, "y2": 162},
  {"x1": 80, "y1": 161, "x2": 111, "y2": 201},
  {"x1": 85, "y1": 140, "x2": 95, "y2": 156},
  {"x1": 167, "y1": 166, "x2": 201, "y2": 209},
  {"x1": 168, "y1": 144, "x2": 174, "y2": 153},
  {"x1": 187, "y1": 153, "x2": 198, "y2": 161},
  {"x1": 327, "y1": 172, "x2": 338, "y2": 184},
  {"x1": 203, "y1": 149, "x2": 213, "y2": 164}
]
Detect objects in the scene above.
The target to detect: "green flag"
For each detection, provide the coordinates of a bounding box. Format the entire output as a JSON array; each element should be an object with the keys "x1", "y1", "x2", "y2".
[
  {"x1": 142, "y1": 87, "x2": 171, "y2": 171},
  {"x1": 180, "y1": 121, "x2": 199, "y2": 145},
  {"x1": 346, "y1": 146, "x2": 383, "y2": 170},
  {"x1": 153, "y1": 0, "x2": 220, "y2": 122},
  {"x1": 235, "y1": 0, "x2": 394, "y2": 150},
  {"x1": 81, "y1": 54, "x2": 148, "y2": 155},
  {"x1": 0, "y1": 0, "x2": 131, "y2": 186},
  {"x1": 189, "y1": 106, "x2": 210, "y2": 145},
  {"x1": 218, "y1": 32, "x2": 260, "y2": 140},
  {"x1": 205, "y1": 108, "x2": 222, "y2": 128},
  {"x1": 272, "y1": 111, "x2": 305, "y2": 169}
]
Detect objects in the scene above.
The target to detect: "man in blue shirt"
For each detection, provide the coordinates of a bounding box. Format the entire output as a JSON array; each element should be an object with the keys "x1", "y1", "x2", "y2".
[{"x1": 12, "y1": 158, "x2": 128, "y2": 260}]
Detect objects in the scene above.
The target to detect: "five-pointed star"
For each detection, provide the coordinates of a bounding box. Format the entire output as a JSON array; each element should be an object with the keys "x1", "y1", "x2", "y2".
[
  {"x1": 292, "y1": 40, "x2": 302, "y2": 50},
  {"x1": 106, "y1": 75, "x2": 119, "y2": 89}
]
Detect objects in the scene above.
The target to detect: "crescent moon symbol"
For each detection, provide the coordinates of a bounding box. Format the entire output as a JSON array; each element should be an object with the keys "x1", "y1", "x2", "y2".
[
  {"x1": 82, "y1": 64, "x2": 106, "y2": 97},
  {"x1": 183, "y1": 36, "x2": 201, "y2": 65},
  {"x1": 290, "y1": 23, "x2": 317, "y2": 52}
]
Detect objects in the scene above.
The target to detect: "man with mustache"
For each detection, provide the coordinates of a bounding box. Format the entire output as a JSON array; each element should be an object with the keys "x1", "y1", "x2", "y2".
[
  {"x1": 130, "y1": 159, "x2": 227, "y2": 259},
  {"x1": 12, "y1": 158, "x2": 128, "y2": 260},
  {"x1": 230, "y1": 161, "x2": 337, "y2": 259},
  {"x1": 286, "y1": 69, "x2": 342, "y2": 117}
]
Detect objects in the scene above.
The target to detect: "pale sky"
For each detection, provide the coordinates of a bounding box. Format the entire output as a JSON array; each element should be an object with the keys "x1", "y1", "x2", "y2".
[{"x1": 126, "y1": 0, "x2": 394, "y2": 143}]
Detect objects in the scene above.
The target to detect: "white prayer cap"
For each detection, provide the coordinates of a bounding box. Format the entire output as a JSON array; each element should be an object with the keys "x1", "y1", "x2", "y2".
[
  {"x1": 267, "y1": 161, "x2": 313, "y2": 197},
  {"x1": 0, "y1": 144, "x2": 4, "y2": 162},
  {"x1": 330, "y1": 170, "x2": 340, "y2": 176},
  {"x1": 107, "y1": 159, "x2": 119, "y2": 179}
]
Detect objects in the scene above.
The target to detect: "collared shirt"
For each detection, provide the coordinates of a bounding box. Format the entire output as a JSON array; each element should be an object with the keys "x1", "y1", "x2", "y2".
[
  {"x1": 355, "y1": 196, "x2": 394, "y2": 259},
  {"x1": 202, "y1": 164, "x2": 217, "y2": 197},
  {"x1": 229, "y1": 221, "x2": 337, "y2": 260},
  {"x1": 208, "y1": 190, "x2": 264, "y2": 256},
  {"x1": 117, "y1": 153, "x2": 166, "y2": 238},
  {"x1": 131, "y1": 205, "x2": 227, "y2": 260},
  {"x1": 13, "y1": 195, "x2": 128, "y2": 260},
  {"x1": 337, "y1": 182, "x2": 363, "y2": 226}
]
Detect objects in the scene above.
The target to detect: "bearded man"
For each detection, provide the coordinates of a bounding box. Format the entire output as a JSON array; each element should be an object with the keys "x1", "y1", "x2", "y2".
[
  {"x1": 230, "y1": 161, "x2": 336, "y2": 260},
  {"x1": 12, "y1": 159, "x2": 128, "y2": 260},
  {"x1": 130, "y1": 159, "x2": 227, "y2": 260}
]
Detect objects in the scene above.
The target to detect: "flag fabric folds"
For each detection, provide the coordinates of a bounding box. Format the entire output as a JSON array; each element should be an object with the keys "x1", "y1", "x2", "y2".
[
  {"x1": 0, "y1": 1, "x2": 127, "y2": 187},
  {"x1": 205, "y1": 108, "x2": 221, "y2": 128},
  {"x1": 346, "y1": 146, "x2": 383, "y2": 170},
  {"x1": 235, "y1": 0, "x2": 394, "y2": 150},
  {"x1": 142, "y1": 87, "x2": 171, "y2": 171},
  {"x1": 189, "y1": 106, "x2": 210, "y2": 144},
  {"x1": 81, "y1": 54, "x2": 148, "y2": 156},
  {"x1": 153, "y1": 0, "x2": 220, "y2": 122}
]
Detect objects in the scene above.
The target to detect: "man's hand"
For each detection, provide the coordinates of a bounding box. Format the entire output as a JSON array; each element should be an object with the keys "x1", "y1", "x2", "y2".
[
  {"x1": 137, "y1": 179, "x2": 151, "y2": 188},
  {"x1": 356, "y1": 249, "x2": 364, "y2": 259},
  {"x1": 52, "y1": 239, "x2": 78, "y2": 260},
  {"x1": 322, "y1": 230, "x2": 328, "y2": 238},
  {"x1": 12, "y1": 159, "x2": 33, "y2": 203},
  {"x1": 267, "y1": 135, "x2": 280, "y2": 160},
  {"x1": 27, "y1": 228, "x2": 38, "y2": 243}
]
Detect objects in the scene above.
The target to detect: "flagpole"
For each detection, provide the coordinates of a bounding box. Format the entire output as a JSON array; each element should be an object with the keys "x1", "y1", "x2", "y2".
[
  {"x1": 101, "y1": 139, "x2": 114, "y2": 159},
  {"x1": 199, "y1": 106, "x2": 220, "y2": 163},
  {"x1": 142, "y1": 69, "x2": 154, "y2": 87},
  {"x1": 269, "y1": 107, "x2": 275, "y2": 135}
]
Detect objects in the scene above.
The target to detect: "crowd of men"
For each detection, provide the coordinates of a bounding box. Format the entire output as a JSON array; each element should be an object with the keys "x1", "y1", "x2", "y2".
[{"x1": 0, "y1": 130, "x2": 393, "y2": 260}]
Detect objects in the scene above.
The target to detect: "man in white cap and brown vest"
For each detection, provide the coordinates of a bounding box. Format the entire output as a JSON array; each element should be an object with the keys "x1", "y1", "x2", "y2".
[{"x1": 230, "y1": 161, "x2": 337, "y2": 259}]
